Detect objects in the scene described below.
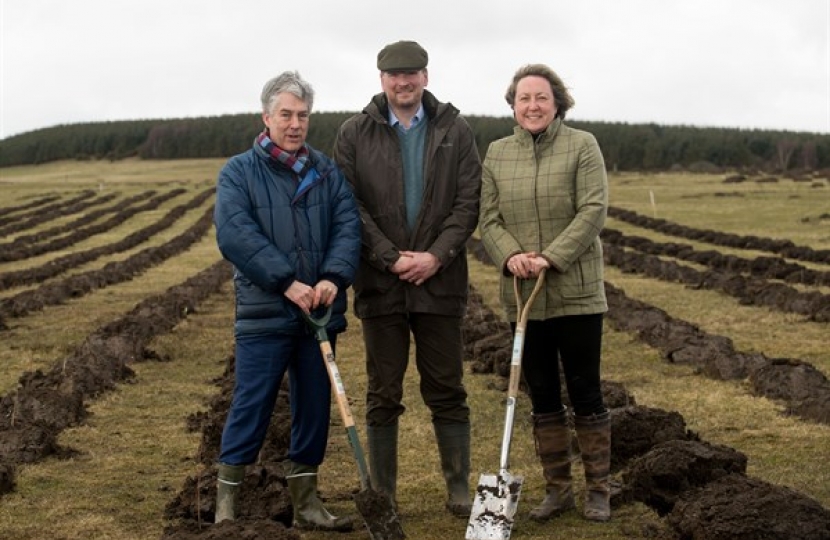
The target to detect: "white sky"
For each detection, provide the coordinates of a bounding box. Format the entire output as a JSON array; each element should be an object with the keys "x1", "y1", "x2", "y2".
[{"x1": 1, "y1": 0, "x2": 829, "y2": 139}]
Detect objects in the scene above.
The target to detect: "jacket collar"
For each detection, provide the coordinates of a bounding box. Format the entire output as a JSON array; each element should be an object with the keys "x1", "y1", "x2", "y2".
[
  {"x1": 252, "y1": 139, "x2": 335, "y2": 179},
  {"x1": 365, "y1": 89, "x2": 457, "y2": 127},
  {"x1": 514, "y1": 117, "x2": 563, "y2": 146}
]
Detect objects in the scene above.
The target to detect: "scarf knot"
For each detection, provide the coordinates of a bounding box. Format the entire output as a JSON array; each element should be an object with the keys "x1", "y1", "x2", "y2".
[{"x1": 256, "y1": 130, "x2": 311, "y2": 177}]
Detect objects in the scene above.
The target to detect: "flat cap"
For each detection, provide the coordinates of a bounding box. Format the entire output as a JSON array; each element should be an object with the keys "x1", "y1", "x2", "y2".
[{"x1": 377, "y1": 40, "x2": 428, "y2": 72}]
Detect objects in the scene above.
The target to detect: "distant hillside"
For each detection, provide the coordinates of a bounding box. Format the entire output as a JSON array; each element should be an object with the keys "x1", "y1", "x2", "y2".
[{"x1": 1, "y1": 112, "x2": 828, "y2": 172}]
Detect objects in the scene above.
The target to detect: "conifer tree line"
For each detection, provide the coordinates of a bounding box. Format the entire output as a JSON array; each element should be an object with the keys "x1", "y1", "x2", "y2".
[{"x1": 1, "y1": 112, "x2": 827, "y2": 172}]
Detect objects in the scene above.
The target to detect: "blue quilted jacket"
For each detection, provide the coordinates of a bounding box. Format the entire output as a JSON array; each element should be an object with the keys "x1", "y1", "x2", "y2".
[{"x1": 214, "y1": 141, "x2": 361, "y2": 337}]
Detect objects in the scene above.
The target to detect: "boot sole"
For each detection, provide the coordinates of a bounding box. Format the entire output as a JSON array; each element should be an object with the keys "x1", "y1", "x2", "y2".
[
  {"x1": 293, "y1": 520, "x2": 355, "y2": 532},
  {"x1": 528, "y1": 501, "x2": 576, "y2": 522}
]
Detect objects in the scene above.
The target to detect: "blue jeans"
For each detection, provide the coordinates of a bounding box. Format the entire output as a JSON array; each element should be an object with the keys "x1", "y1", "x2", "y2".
[{"x1": 219, "y1": 333, "x2": 334, "y2": 466}]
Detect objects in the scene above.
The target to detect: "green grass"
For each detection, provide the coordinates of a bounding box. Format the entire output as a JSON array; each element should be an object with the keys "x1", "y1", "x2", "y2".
[{"x1": 0, "y1": 162, "x2": 828, "y2": 539}]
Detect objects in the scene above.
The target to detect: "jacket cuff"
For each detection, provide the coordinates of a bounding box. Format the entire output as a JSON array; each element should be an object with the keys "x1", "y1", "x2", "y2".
[
  {"x1": 277, "y1": 275, "x2": 296, "y2": 294},
  {"x1": 541, "y1": 254, "x2": 563, "y2": 272},
  {"x1": 320, "y1": 273, "x2": 346, "y2": 291}
]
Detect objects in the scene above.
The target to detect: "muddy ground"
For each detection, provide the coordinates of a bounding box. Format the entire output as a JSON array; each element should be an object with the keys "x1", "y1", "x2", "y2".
[{"x1": 1, "y1": 224, "x2": 829, "y2": 537}]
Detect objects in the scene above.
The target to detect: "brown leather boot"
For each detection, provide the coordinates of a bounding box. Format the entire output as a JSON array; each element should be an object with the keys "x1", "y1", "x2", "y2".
[
  {"x1": 528, "y1": 408, "x2": 576, "y2": 521},
  {"x1": 574, "y1": 411, "x2": 611, "y2": 522}
]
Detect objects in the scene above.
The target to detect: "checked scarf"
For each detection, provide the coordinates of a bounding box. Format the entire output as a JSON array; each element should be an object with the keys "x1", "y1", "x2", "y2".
[{"x1": 256, "y1": 130, "x2": 312, "y2": 178}]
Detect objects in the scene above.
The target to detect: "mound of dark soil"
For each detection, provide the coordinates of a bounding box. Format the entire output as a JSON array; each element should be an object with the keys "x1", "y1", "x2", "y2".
[
  {"x1": 624, "y1": 439, "x2": 747, "y2": 515},
  {"x1": 668, "y1": 474, "x2": 830, "y2": 539},
  {"x1": 160, "y1": 517, "x2": 300, "y2": 540}
]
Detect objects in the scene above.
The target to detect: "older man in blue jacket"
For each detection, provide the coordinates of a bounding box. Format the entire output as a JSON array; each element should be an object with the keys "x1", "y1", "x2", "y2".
[{"x1": 213, "y1": 70, "x2": 360, "y2": 532}]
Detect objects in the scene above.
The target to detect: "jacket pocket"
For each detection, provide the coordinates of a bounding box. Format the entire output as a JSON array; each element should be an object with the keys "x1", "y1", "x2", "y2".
[
  {"x1": 424, "y1": 256, "x2": 467, "y2": 299},
  {"x1": 559, "y1": 255, "x2": 602, "y2": 299},
  {"x1": 354, "y1": 265, "x2": 397, "y2": 297}
]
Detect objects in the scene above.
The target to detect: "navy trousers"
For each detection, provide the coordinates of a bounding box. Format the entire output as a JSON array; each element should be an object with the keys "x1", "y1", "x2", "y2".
[{"x1": 219, "y1": 333, "x2": 334, "y2": 466}]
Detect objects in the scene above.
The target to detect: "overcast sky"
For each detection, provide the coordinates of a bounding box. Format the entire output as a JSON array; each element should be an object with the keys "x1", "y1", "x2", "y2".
[{"x1": 2, "y1": 0, "x2": 829, "y2": 140}]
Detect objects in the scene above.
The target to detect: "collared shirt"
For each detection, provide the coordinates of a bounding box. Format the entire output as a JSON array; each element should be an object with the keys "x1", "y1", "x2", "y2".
[{"x1": 389, "y1": 103, "x2": 426, "y2": 132}]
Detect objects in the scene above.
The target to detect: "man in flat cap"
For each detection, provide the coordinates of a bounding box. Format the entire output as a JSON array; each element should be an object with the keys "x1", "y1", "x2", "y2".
[{"x1": 333, "y1": 40, "x2": 481, "y2": 518}]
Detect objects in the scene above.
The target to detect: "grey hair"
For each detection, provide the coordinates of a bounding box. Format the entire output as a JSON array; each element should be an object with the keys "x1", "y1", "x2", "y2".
[{"x1": 260, "y1": 71, "x2": 315, "y2": 114}]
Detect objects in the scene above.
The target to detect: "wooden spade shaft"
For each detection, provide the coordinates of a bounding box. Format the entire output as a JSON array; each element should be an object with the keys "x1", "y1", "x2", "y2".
[
  {"x1": 467, "y1": 270, "x2": 547, "y2": 540},
  {"x1": 304, "y1": 308, "x2": 406, "y2": 540}
]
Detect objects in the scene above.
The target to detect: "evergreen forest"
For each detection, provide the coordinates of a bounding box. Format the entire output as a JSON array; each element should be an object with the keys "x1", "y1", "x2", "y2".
[{"x1": 1, "y1": 112, "x2": 828, "y2": 173}]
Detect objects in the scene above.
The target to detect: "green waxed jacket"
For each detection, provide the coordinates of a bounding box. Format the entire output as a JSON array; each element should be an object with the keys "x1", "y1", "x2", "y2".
[
  {"x1": 478, "y1": 118, "x2": 608, "y2": 322},
  {"x1": 333, "y1": 90, "x2": 482, "y2": 319}
]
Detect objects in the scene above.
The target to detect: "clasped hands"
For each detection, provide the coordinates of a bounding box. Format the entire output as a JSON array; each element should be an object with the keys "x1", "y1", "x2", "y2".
[
  {"x1": 285, "y1": 279, "x2": 338, "y2": 314},
  {"x1": 507, "y1": 251, "x2": 550, "y2": 279},
  {"x1": 391, "y1": 251, "x2": 439, "y2": 286}
]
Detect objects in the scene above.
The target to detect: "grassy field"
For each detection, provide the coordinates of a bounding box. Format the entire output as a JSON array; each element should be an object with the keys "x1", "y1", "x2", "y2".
[{"x1": 0, "y1": 160, "x2": 828, "y2": 540}]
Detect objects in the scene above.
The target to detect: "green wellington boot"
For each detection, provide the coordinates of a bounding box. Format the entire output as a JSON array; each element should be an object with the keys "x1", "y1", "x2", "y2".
[
  {"x1": 434, "y1": 421, "x2": 472, "y2": 518},
  {"x1": 367, "y1": 422, "x2": 399, "y2": 509},
  {"x1": 285, "y1": 460, "x2": 354, "y2": 532},
  {"x1": 215, "y1": 463, "x2": 246, "y2": 523}
]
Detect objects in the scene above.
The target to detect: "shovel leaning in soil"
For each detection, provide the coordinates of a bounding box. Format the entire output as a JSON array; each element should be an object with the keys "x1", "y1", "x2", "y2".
[
  {"x1": 303, "y1": 306, "x2": 406, "y2": 540},
  {"x1": 466, "y1": 269, "x2": 547, "y2": 540}
]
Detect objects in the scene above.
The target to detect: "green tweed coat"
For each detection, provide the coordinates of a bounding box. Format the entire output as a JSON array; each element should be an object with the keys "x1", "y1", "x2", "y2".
[{"x1": 478, "y1": 118, "x2": 608, "y2": 322}]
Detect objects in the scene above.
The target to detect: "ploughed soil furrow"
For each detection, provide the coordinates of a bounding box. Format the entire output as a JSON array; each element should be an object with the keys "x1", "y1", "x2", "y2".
[
  {"x1": 466, "y1": 237, "x2": 830, "y2": 426},
  {"x1": 0, "y1": 188, "x2": 188, "y2": 263},
  {"x1": 0, "y1": 194, "x2": 62, "y2": 225},
  {"x1": 2, "y1": 193, "x2": 123, "y2": 241},
  {"x1": 0, "y1": 190, "x2": 99, "y2": 235},
  {"x1": 0, "y1": 201, "x2": 215, "y2": 329},
  {"x1": 602, "y1": 239, "x2": 830, "y2": 323},
  {"x1": 0, "y1": 190, "x2": 158, "y2": 249},
  {"x1": 602, "y1": 227, "x2": 830, "y2": 287},
  {"x1": 0, "y1": 259, "x2": 232, "y2": 497},
  {"x1": 0, "y1": 195, "x2": 826, "y2": 538},
  {"x1": 158, "y1": 254, "x2": 830, "y2": 539},
  {"x1": 602, "y1": 282, "x2": 830, "y2": 425},
  {"x1": 0, "y1": 235, "x2": 824, "y2": 538},
  {"x1": 608, "y1": 206, "x2": 830, "y2": 264},
  {"x1": 0, "y1": 187, "x2": 215, "y2": 290}
]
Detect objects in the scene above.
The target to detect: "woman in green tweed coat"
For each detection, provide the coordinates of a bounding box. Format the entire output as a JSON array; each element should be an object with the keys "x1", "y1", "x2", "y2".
[{"x1": 478, "y1": 64, "x2": 612, "y2": 524}]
